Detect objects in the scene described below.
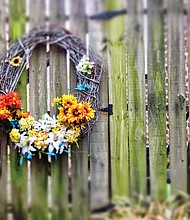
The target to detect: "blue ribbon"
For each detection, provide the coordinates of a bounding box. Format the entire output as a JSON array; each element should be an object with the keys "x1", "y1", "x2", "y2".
[
  {"x1": 46, "y1": 152, "x2": 57, "y2": 159},
  {"x1": 24, "y1": 152, "x2": 32, "y2": 160},
  {"x1": 74, "y1": 82, "x2": 90, "y2": 91}
]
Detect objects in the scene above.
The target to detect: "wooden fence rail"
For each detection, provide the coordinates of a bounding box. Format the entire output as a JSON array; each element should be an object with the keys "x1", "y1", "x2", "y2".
[{"x1": 0, "y1": 0, "x2": 190, "y2": 219}]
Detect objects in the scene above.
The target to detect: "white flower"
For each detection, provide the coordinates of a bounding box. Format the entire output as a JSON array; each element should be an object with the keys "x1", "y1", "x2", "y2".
[{"x1": 15, "y1": 133, "x2": 36, "y2": 156}]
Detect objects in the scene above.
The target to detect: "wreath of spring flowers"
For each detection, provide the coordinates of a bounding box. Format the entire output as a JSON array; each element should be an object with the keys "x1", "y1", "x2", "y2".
[
  {"x1": 0, "y1": 91, "x2": 95, "y2": 164},
  {"x1": 0, "y1": 25, "x2": 103, "y2": 163}
]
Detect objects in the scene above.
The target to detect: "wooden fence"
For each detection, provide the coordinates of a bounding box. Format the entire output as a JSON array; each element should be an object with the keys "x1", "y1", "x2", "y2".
[{"x1": 0, "y1": 0, "x2": 190, "y2": 219}]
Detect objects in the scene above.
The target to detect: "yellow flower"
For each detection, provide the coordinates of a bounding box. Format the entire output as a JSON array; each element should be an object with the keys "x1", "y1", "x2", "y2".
[
  {"x1": 65, "y1": 128, "x2": 80, "y2": 143},
  {"x1": 79, "y1": 102, "x2": 95, "y2": 121},
  {"x1": 33, "y1": 130, "x2": 49, "y2": 150},
  {"x1": 19, "y1": 116, "x2": 36, "y2": 131},
  {"x1": 51, "y1": 97, "x2": 62, "y2": 107},
  {"x1": 67, "y1": 104, "x2": 83, "y2": 124},
  {"x1": 9, "y1": 56, "x2": 22, "y2": 67},
  {"x1": 61, "y1": 94, "x2": 77, "y2": 107},
  {"x1": 28, "y1": 129, "x2": 37, "y2": 137},
  {"x1": 9, "y1": 129, "x2": 20, "y2": 143},
  {"x1": 52, "y1": 122, "x2": 64, "y2": 134}
]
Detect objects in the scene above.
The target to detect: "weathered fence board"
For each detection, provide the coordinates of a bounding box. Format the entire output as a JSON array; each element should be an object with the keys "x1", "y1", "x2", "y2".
[
  {"x1": 31, "y1": 157, "x2": 49, "y2": 220},
  {"x1": 168, "y1": 0, "x2": 187, "y2": 192},
  {"x1": 51, "y1": 155, "x2": 70, "y2": 220},
  {"x1": 0, "y1": 131, "x2": 8, "y2": 220},
  {"x1": 29, "y1": 0, "x2": 46, "y2": 29},
  {"x1": 69, "y1": 1, "x2": 89, "y2": 218},
  {"x1": 127, "y1": 0, "x2": 147, "y2": 199},
  {"x1": 105, "y1": 0, "x2": 129, "y2": 201},
  {"x1": 147, "y1": 0, "x2": 167, "y2": 200},
  {"x1": 9, "y1": 142, "x2": 28, "y2": 220},
  {"x1": 87, "y1": 0, "x2": 110, "y2": 211}
]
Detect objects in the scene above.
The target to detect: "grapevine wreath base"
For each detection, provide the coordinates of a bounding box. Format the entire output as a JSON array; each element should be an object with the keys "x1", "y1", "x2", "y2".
[{"x1": 0, "y1": 24, "x2": 103, "y2": 162}]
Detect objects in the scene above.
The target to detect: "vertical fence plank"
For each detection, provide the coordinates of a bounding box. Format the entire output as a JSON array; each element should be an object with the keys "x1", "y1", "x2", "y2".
[
  {"x1": 29, "y1": 45, "x2": 48, "y2": 220},
  {"x1": 187, "y1": 0, "x2": 190, "y2": 195},
  {"x1": 30, "y1": 156, "x2": 49, "y2": 220},
  {"x1": 69, "y1": 0, "x2": 87, "y2": 43},
  {"x1": 87, "y1": 1, "x2": 110, "y2": 210},
  {"x1": 0, "y1": 1, "x2": 8, "y2": 219},
  {"x1": 168, "y1": 0, "x2": 187, "y2": 192},
  {"x1": 127, "y1": 0, "x2": 147, "y2": 199},
  {"x1": 0, "y1": 131, "x2": 8, "y2": 219},
  {"x1": 49, "y1": 0, "x2": 66, "y2": 23},
  {"x1": 29, "y1": 0, "x2": 46, "y2": 29},
  {"x1": 49, "y1": 45, "x2": 69, "y2": 219},
  {"x1": 29, "y1": 45, "x2": 47, "y2": 119},
  {"x1": 69, "y1": 1, "x2": 89, "y2": 219},
  {"x1": 0, "y1": 0, "x2": 6, "y2": 53},
  {"x1": 9, "y1": 0, "x2": 27, "y2": 110},
  {"x1": 105, "y1": 0, "x2": 129, "y2": 201},
  {"x1": 8, "y1": 1, "x2": 28, "y2": 219},
  {"x1": 51, "y1": 155, "x2": 69, "y2": 220},
  {"x1": 9, "y1": 142, "x2": 28, "y2": 220},
  {"x1": 49, "y1": 47, "x2": 67, "y2": 115},
  {"x1": 147, "y1": 0, "x2": 167, "y2": 200}
]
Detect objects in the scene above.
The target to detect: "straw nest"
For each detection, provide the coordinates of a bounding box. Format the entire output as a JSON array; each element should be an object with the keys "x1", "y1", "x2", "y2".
[{"x1": 0, "y1": 24, "x2": 103, "y2": 136}]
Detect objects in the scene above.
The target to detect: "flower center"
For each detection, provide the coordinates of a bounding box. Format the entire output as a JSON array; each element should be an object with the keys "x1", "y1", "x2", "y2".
[
  {"x1": 73, "y1": 109, "x2": 80, "y2": 117},
  {"x1": 14, "y1": 59, "x2": 19, "y2": 64}
]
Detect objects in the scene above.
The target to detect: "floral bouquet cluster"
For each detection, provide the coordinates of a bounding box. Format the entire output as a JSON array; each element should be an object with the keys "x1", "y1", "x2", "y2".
[
  {"x1": 76, "y1": 55, "x2": 95, "y2": 75},
  {"x1": 0, "y1": 92, "x2": 95, "y2": 163},
  {"x1": 0, "y1": 92, "x2": 30, "y2": 132}
]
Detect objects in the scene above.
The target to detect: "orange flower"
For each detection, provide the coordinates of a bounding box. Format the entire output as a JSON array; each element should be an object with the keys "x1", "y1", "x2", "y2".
[
  {"x1": 61, "y1": 94, "x2": 77, "y2": 108},
  {"x1": 0, "y1": 107, "x2": 11, "y2": 120},
  {"x1": 17, "y1": 111, "x2": 30, "y2": 119},
  {"x1": 79, "y1": 102, "x2": 95, "y2": 121},
  {"x1": 0, "y1": 92, "x2": 22, "y2": 109},
  {"x1": 57, "y1": 107, "x2": 69, "y2": 123},
  {"x1": 67, "y1": 104, "x2": 83, "y2": 124}
]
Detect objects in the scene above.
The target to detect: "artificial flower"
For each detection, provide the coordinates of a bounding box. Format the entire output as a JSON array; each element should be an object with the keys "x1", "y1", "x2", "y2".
[
  {"x1": 65, "y1": 129, "x2": 80, "y2": 143},
  {"x1": 9, "y1": 128, "x2": 21, "y2": 143},
  {"x1": 33, "y1": 130, "x2": 49, "y2": 150},
  {"x1": 19, "y1": 116, "x2": 36, "y2": 131},
  {"x1": 79, "y1": 102, "x2": 95, "y2": 121},
  {"x1": 76, "y1": 55, "x2": 94, "y2": 75},
  {"x1": 9, "y1": 56, "x2": 22, "y2": 67},
  {"x1": 0, "y1": 107, "x2": 10, "y2": 120}
]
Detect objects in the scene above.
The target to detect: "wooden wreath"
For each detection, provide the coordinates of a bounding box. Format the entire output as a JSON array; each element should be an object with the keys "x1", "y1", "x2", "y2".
[{"x1": 0, "y1": 24, "x2": 103, "y2": 137}]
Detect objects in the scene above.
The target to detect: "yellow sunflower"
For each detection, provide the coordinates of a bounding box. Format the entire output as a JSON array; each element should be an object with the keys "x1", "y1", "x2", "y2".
[
  {"x1": 67, "y1": 103, "x2": 83, "y2": 124},
  {"x1": 61, "y1": 94, "x2": 77, "y2": 107},
  {"x1": 9, "y1": 56, "x2": 22, "y2": 67},
  {"x1": 57, "y1": 107, "x2": 69, "y2": 123},
  {"x1": 79, "y1": 102, "x2": 95, "y2": 121}
]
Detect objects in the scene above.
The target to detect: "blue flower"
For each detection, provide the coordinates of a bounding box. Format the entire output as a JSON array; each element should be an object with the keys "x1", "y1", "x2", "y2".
[
  {"x1": 10, "y1": 119, "x2": 20, "y2": 129},
  {"x1": 74, "y1": 82, "x2": 90, "y2": 92},
  {"x1": 24, "y1": 152, "x2": 32, "y2": 160}
]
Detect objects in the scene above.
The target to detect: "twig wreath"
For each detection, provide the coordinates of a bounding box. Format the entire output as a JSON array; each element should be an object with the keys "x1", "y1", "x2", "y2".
[{"x1": 0, "y1": 24, "x2": 103, "y2": 162}]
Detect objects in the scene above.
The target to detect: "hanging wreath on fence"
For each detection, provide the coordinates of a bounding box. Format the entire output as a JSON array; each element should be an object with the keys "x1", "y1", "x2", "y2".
[{"x1": 0, "y1": 24, "x2": 103, "y2": 162}]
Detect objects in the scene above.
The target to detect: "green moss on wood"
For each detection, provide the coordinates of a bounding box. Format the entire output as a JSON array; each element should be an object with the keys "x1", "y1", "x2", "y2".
[{"x1": 105, "y1": 0, "x2": 129, "y2": 200}]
